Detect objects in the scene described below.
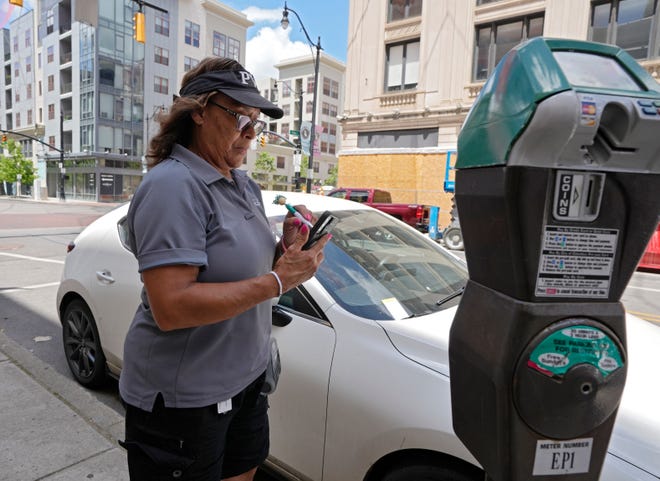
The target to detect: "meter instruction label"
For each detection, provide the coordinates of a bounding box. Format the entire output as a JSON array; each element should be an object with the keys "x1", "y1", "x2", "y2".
[
  {"x1": 527, "y1": 325, "x2": 623, "y2": 378},
  {"x1": 536, "y1": 226, "x2": 618, "y2": 298},
  {"x1": 533, "y1": 438, "x2": 593, "y2": 475}
]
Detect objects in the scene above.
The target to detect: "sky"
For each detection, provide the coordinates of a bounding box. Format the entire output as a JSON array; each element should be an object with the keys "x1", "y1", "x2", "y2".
[{"x1": 1, "y1": 0, "x2": 349, "y2": 80}]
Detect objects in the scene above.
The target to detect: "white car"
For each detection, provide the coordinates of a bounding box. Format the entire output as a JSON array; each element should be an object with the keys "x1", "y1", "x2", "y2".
[{"x1": 57, "y1": 191, "x2": 660, "y2": 481}]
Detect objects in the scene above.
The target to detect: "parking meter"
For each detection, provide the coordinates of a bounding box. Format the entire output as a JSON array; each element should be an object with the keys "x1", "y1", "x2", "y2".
[{"x1": 449, "y1": 38, "x2": 660, "y2": 481}]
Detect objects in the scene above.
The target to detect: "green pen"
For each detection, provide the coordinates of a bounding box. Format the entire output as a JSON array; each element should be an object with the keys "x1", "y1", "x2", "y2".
[{"x1": 285, "y1": 203, "x2": 314, "y2": 228}]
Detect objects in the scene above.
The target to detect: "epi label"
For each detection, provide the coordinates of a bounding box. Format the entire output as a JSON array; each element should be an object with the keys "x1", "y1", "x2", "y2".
[
  {"x1": 533, "y1": 438, "x2": 592, "y2": 476},
  {"x1": 536, "y1": 226, "x2": 618, "y2": 298}
]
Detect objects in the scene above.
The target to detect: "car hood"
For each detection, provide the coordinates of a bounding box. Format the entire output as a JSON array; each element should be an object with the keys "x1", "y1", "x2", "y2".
[
  {"x1": 376, "y1": 306, "x2": 457, "y2": 377},
  {"x1": 381, "y1": 310, "x2": 660, "y2": 477},
  {"x1": 607, "y1": 315, "x2": 660, "y2": 477}
]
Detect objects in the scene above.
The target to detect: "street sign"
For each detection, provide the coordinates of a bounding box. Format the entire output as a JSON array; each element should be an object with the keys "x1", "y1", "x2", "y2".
[{"x1": 289, "y1": 130, "x2": 299, "y2": 136}]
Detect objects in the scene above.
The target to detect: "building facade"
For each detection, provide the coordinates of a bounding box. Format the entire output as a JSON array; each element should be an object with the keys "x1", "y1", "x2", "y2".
[
  {"x1": 339, "y1": 0, "x2": 660, "y2": 228},
  {"x1": 1, "y1": 0, "x2": 251, "y2": 202},
  {"x1": 250, "y1": 52, "x2": 345, "y2": 192}
]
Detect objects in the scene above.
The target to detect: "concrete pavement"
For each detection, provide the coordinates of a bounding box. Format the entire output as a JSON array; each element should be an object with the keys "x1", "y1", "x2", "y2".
[{"x1": 0, "y1": 330, "x2": 128, "y2": 481}]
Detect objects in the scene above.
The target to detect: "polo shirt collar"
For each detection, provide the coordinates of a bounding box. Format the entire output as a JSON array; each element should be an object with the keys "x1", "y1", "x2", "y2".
[{"x1": 170, "y1": 144, "x2": 249, "y2": 190}]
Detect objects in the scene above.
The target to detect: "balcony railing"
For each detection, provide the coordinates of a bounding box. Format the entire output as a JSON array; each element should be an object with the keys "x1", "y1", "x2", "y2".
[{"x1": 380, "y1": 90, "x2": 417, "y2": 107}]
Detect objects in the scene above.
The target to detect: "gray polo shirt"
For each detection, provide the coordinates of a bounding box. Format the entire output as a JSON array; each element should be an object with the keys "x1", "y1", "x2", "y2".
[{"x1": 118, "y1": 144, "x2": 275, "y2": 411}]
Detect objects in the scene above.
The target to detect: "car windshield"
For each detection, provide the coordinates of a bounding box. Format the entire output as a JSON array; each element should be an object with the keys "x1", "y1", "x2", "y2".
[{"x1": 271, "y1": 209, "x2": 467, "y2": 320}]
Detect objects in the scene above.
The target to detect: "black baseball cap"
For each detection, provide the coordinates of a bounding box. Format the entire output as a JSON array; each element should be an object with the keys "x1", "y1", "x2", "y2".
[{"x1": 179, "y1": 69, "x2": 283, "y2": 119}]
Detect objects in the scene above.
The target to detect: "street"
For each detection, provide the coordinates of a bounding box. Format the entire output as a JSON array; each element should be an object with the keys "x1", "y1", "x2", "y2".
[{"x1": 0, "y1": 196, "x2": 658, "y2": 481}]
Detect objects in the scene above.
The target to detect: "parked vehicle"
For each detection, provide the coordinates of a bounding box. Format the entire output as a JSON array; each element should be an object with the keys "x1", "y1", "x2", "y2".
[
  {"x1": 326, "y1": 187, "x2": 430, "y2": 232},
  {"x1": 638, "y1": 222, "x2": 660, "y2": 271},
  {"x1": 57, "y1": 192, "x2": 660, "y2": 481}
]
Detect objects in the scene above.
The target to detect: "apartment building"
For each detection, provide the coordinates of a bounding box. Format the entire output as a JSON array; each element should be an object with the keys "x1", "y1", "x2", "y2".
[
  {"x1": 339, "y1": 0, "x2": 660, "y2": 228},
  {"x1": 251, "y1": 52, "x2": 345, "y2": 192},
  {"x1": 1, "y1": 0, "x2": 251, "y2": 202}
]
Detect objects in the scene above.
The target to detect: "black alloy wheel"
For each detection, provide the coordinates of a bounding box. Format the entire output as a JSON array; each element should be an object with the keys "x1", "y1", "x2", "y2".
[{"x1": 62, "y1": 299, "x2": 107, "y2": 388}]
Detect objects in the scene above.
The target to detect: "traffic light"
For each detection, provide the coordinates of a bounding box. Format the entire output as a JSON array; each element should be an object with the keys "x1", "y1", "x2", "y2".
[
  {"x1": 260, "y1": 135, "x2": 267, "y2": 147},
  {"x1": 9, "y1": 0, "x2": 24, "y2": 6},
  {"x1": 133, "y1": 12, "x2": 146, "y2": 43}
]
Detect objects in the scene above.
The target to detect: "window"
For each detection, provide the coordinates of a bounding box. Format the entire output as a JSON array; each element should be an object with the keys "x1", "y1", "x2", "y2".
[
  {"x1": 323, "y1": 78, "x2": 340, "y2": 99},
  {"x1": 26, "y1": 84, "x2": 32, "y2": 99},
  {"x1": 49, "y1": 135, "x2": 56, "y2": 150},
  {"x1": 14, "y1": 62, "x2": 19, "y2": 77},
  {"x1": 228, "y1": 37, "x2": 240, "y2": 60},
  {"x1": 27, "y1": 110, "x2": 32, "y2": 124},
  {"x1": 282, "y1": 104, "x2": 291, "y2": 116},
  {"x1": 385, "y1": 39, "x2": 419, "y2": 91},
  {"x1": 184, "y1": 56, "x2": 199, "y2": 72},
  {"x1": 388, "y1": 0, "x2": 423, "y2": 22},
  {"x1": 15, "y1": 91, "x2": 19, "y2": 102},
  {"x1": 306, "y1": 101, "x2": 313, "y2": 114},
  {"x1": 15, "y1": 112, "x2": 20, "y2": 127},
  {"x1": 281, "y1": 122, "x2": 290, "y2": 135},
  {"x1": 185, "y1": 21, "x2": 200, "y2": 47},
  {"x1": 154, "y1": 76, "x2": 169, "y2": 94},
  {"x1": 474, "y1": 14, "x2": 544, "y2": 81},
  {"x1": 321, "y1": 141, "x2": 328, "y2": 153},
  {"x1": 277, "y1": 156, "x2": 285, "y2": 169},
  {"x1": 154, "y1": 47, "x2": 169, "y2": 66},
  {"x1": 25, "y1": 29, "x2": 31, "y2": 47},
  {"x1": 329, "y1": 123, "x2": 337, "y2": 136},
  {"x1": 46, "y1": 10, "x2": 54, "y2": 35},
  {"x1": 313, "y1": 162, "x2": 319, "y2": 173},
  {"x1": 213, "y1": 32, "x2": 226, "y2": 57},
  {"x1": 48, "y1": 75, "x2": 54, "y2": 91},
  {"x1": 307, "y1": 77, "x2": 315, "y2": 94},
  {"x1": 357, "y1": 128, "x2": 439, "y2": 148},
  {"x1": 155, "y1": 11, "x2": 170, "y2": 36},
  {"x1": 329, "y1": 104, "x2": 337, "y2": 117},
  {"x1": 329, "y1": 143, "x2": 336, "y2": 155},
  {"x1": 26, "y1": 56, "x2": 32, "y2": 73},
  {"x1": 322, "y1": 102, "x2": 330, "y2": 115},
  {"x1": 47, "y1": 46, "x2": 54, "y2": 63},
  {"x1": 281, "y1": 80, "x2": 292, "y2": 98},
  {"x1": 48, "y1": 104, "x2": 55, "y2": 120},
  {"x1": 590, "y1": 0, "x2": 658, "y2": 59},
  {"x1": 13, "y1": 35, "x2": 18, "y2": 52}
]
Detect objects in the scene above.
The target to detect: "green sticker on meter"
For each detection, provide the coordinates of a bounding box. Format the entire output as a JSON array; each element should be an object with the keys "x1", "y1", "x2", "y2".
[{"x1": 528, "y1": 325, "x2": 623, "y2": 378}]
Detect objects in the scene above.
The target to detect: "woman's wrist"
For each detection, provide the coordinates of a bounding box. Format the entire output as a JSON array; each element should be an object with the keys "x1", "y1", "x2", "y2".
[{"x1": 268, "y1": 270, "x2": 283, "y2": 297}]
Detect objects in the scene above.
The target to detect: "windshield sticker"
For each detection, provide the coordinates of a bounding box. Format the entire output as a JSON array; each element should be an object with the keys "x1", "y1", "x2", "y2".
[
  {"x1": 536, "y1": 226, "x2": 618, "y2": 298},
  {"x1": 382, "y1": 297, "x2": 408, "y2": 320},
  {"x1": 527, "y1": 325, "x2": 623, "y2": 379}
]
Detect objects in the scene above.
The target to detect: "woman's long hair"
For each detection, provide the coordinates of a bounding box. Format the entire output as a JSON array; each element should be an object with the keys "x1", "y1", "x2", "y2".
[{"x1": 147, "y1": 57, "x2": 245, "y2": 167}]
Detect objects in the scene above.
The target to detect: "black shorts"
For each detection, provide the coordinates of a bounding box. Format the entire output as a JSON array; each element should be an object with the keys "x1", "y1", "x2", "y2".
[{"x1": 121, "y1": 373, "x2": 269, "y2": 481}]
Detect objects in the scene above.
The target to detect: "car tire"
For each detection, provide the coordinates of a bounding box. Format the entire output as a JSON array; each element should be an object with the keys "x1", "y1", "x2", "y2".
[
  {"x1": 381, "y1": 464, "x2": 479, "y2": 481},
  {"x1": 443, "y1": 227, "x2": 464, "y2": 251},
  {"x1": 62, "y1": 299, "x2": 107, "y2": 389}
]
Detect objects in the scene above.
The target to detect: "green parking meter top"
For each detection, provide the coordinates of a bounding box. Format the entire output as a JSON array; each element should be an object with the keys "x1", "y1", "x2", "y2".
[{"x1": 457, "y1": 37, "x2": 660, "y2": 169}]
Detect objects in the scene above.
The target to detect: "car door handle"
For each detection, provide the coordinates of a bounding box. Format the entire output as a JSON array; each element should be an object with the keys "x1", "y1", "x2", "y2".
[
  {"x1": 272, "y1": 306, "x2": 292, "y2": 327},
  {"x1": 96, "y1": 270, "x2": 115, "y2": 284}
]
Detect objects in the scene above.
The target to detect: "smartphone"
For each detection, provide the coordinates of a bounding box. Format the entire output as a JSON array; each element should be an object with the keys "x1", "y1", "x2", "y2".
[{"x1": 302, "y1": 210, "x2": 338, "y2": 250}]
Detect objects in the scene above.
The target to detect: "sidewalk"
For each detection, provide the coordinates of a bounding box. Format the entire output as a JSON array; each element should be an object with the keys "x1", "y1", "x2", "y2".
[{"x1": 0, "y1": 331, "x2": 128, "y2": 481}]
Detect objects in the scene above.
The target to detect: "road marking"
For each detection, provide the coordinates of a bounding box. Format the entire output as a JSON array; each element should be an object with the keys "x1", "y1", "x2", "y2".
[
  {"x1": 627, "y1": 310, "x2": 660, "y2": 325},
  {"x1": 1, "y1": 282, "x2": 60, "y2": 294},
  {"x1": 0, "y1": 252, "x2": 64, "y2": 264},
  {"x1": 625, "y1": 285, "x2": 660, "y2": 293}
]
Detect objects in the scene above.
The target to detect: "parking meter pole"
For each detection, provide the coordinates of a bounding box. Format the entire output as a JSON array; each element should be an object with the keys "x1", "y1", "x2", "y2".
[{"x1": 449, "y1": 38, "x2": 660, "y2": 481}]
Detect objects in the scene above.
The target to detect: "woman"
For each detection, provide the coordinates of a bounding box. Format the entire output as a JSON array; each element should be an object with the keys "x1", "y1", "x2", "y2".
[{"x1": 119, "y1": 57, "x2": 329, "y2": 481}]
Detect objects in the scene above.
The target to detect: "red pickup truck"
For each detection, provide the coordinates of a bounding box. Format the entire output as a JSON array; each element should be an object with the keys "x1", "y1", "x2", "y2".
[{"x1": 326, "y1": 188, "x2": 430, "y2": 232}]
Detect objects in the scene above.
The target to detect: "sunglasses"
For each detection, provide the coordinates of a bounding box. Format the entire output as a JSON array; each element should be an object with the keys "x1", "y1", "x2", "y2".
[{"x1": 208, "y1": 100, "x2": 266, "y2": 136}]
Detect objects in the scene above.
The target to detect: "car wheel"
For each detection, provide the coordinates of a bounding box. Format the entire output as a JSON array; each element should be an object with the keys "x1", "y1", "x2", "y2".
[
  {"x1": 443, "y1": 227, "x2": 464, "y2": 251},
  {"x1": 382, "y1": 464, "x2": 478, "y2": 481},
  {"x1": 62, "y1": 299, "x2": 107, "y2": 388}
]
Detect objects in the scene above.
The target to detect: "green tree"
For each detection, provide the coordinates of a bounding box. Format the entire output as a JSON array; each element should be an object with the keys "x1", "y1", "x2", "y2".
[
  {"x1": 251, "y1": 151, "x2": 276, "y2": 189},
  {"x1": 324, "y1": 164, "x2": 338, "y2": 187},
  {"x1": 0, "y1": 140, "x2": 37, "y2": 194}
]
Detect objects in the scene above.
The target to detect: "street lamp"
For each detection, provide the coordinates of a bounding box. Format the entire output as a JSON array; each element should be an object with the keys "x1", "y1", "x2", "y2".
[{"x1": 281, "y1": 2, "x2": 322, "y2": 193}]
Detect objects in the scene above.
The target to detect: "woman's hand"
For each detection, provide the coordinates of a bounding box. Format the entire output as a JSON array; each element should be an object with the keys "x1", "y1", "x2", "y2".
[
  {"x1": 280, "y1": 204, "x2": 314, "y2": 251},
  {"x1": 274, "y1": 219, "x2": 330, "y2": 293}
]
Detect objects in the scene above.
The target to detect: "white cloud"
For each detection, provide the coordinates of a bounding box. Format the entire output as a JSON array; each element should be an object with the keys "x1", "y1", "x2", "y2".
[
  {"x1": 241, "y1": 6, "x2": 282, "y2": 23},
  {"x1": 245, "y1": 26, "x2": 313, "y2": 80},
  {"x1": 240, "y1": 7, "x2": 318, "y2": 81}
]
